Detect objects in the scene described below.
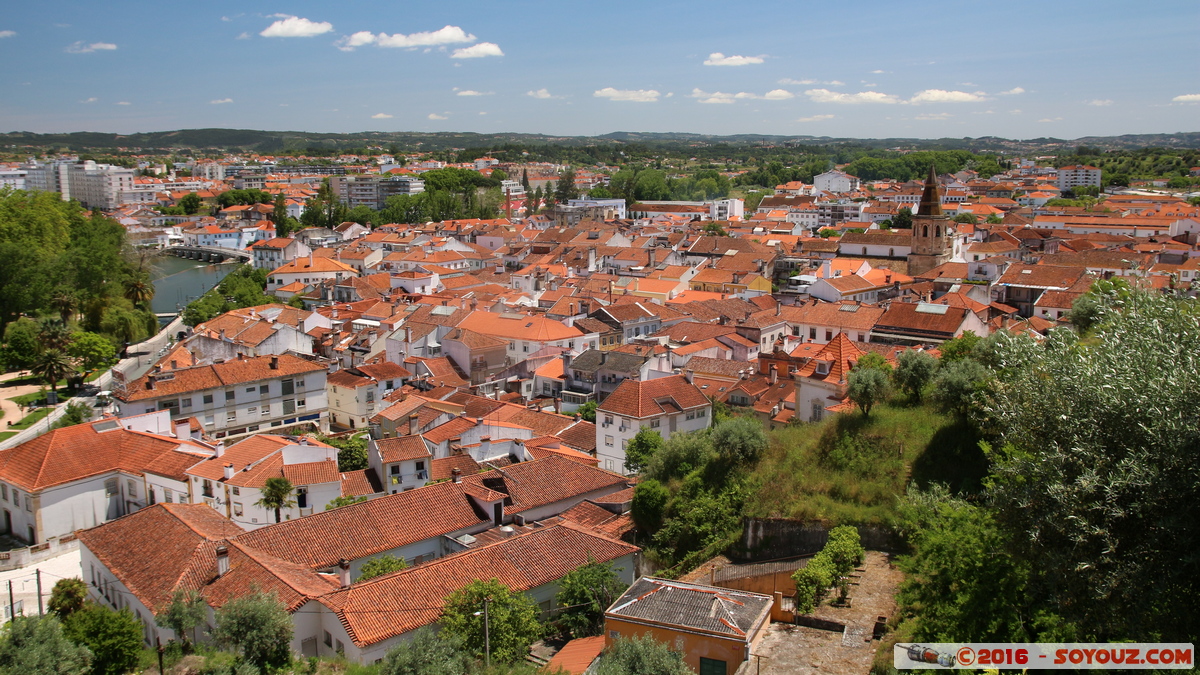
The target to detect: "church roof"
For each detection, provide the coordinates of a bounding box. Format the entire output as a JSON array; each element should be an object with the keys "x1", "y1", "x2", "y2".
[{"x1": 917, "y1": 165, "x2": 944, "y2": 217}]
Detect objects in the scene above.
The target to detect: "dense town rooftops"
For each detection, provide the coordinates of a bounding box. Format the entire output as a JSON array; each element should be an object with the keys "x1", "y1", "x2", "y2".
[{"x1": 119, "y1": 354, "x2": 327, "y2": 402}]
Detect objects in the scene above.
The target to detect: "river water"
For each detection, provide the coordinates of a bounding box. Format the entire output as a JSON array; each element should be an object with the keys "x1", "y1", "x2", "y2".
[{"x1": 149, "y1": 255, "x2": 238, "y2": 317}]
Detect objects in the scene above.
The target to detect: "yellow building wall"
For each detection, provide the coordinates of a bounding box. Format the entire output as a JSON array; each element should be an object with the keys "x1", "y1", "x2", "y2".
[{"x1": 604, "y1": 617, "x2": 748, "y2": 674}]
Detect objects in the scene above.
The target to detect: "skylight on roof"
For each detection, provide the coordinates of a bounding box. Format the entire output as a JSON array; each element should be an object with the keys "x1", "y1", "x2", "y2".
[
  {"x1": 915, "y1": 303, "x2": 950, "y2": 315},
  {"x1": 839, "y1": 304, "x2": 860, "y2": 312},
  {"x1": 92, "y1": 420, "x2": 120, "y2": 433},
  {"x1": 431, "y1": 306, "x2": 456, "y2": 316}
]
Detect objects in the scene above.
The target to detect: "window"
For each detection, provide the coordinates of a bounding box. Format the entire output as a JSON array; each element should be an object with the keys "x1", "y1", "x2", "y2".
[
  {"x1": 226, "y1": 411, "x2": 236, "y2": 423},
  {"x1": 686, "y1": 411, "x2": 696, "y2": 421},
  {"x1": 225, "y1": 390, "x2": 235, "y2": 402},
  {"x1": 809, "y1": 328, "x2": 816, "y2": 340},
  {"x1": 1, "y1": 485, "x2": 6, "y2": 501},
  {"x1": 233, "y1": 502, "x2": 243, "y2": 517},
  {"x1": 281, "y1": 379, "x2": 294, "y2": 396},
  {"x1": 415, "y1": 461, "x2": 425, "y2": 472},
  {"x1": 204, "y1": 415, "x2": 215, "y2": 426},
  {"x1": 127, "y1": 480, "x2": 137, "y2": 498},
  {"x1": 203, "y1": 394, "x2": 214, "y2": 405},
  {"x1": 105, "y1": 478, "x2": 118, "y2": 496},
  {"x1": 605, "y1": 435, "x2": 614, "y2": 446},
  {"x1": 232, "y1": 487, "x2": 240, "y2": 496},
  {"x1": 283, "y1": 399, "x2": 296, "y2": 415},
  {"x1": 825, "y1": 330, "x2": 833, "y2": 341},
  {"x1": 324, "y1": 631, "x2": 332, "y2": 648},
  {"x1": 261, "y1": 405, "x2": 270, "y2": 416},
  {"x1": 650, "y1": 419, "x2": 660, "y2": 428},
  {"x1": 698, "y1": 409, "x2": 707, "y2": 418},
  {"x1": 604, "y1": 415, "x2": 613, "y2": 426},
  {"x1": 163, "y1": 489, "x2": 173, "y2": 503},
  {"x1": 202, "y1": 480, "x2": 214, "y2": 498},
  {"x1": 248, "y1": 406, "x2": 256, "y2": 415},
  {"x1": 296, "y1": 380, "x2": 304, "y2": 389},
  {"x1": 181, "y1": 398, "x2": 192, "y2": 409},
  {"x1": 245, "y1": 387, "x2": 255, "y2": 393},
  {"x1": 260, "y1": 384, "x2": 269, "y2": 395},
  {"x1": 335, "y1": 639, "x2": 344, "y2": 655}
]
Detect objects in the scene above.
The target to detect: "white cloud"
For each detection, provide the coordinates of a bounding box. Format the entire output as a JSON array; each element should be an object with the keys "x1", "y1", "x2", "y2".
[
  {"x1": 1088, "y1": 99, "x2": 1114, "y2": 106},
  {"x1": 115, "y1": 101, "x2": 131, "y2": 106},
  {"x1": 236, "y1": 32, "x2": 251, "y2": 40},
  {"x1": 796, "y1": 114, "x2": 834, "y2": 122},
  {"x1": 479, "y1": 111, "x2": 487, "y2": 115},
  {"x1": 762, "y1": 89, "x2": 794, "y2": 100},
  {"x1": 221, "y1": 16, "x2": 232, "y2": 22},
  {"x1": 910, "y1": 89, "x2": 987, "y2": 103},
  {"x1": 0, "y1": 30, "x2": 15, "y2": 39},
  {"x1": 428, "y1": 113, "x2": 448, "y2": 120},
  {"x1": 456, "y1": 89, "x2": 491, "y2": 97},
  {"x1": 1038, "y1": 117, "x2": 1063, "y2": 122},
  {"x1": 998, "y1": 87, "x2": 1025, "y2": 95},
  {"x1": 703, "y1": 52, "x2": 764, "y2": 66},
  {"x1": 1172, "y1": 94, "x2": 1200, "y2": 103},
  {"x1": 805, "y1": 88, "x2": 900, "y2": 104},
  {"x1": 527, "y1": 88, "x2": 559, "y2": 99},
  {"x1": 915, "y1": 112, "x2": 953, "y2": 121},
  {"x1": 210, "y1": 98, "x2": 233, "y2": 105},
  {"x1": 781, "y1": 78, "x2": 843, "y2": 86},
  {"x1": 260, "y1": 16, "x2": 332, "y2": 38},
  {"x1": 375, "y1": 25, "x2": 475, "y2": 48},
  {"x1": 594, "y1": 87, "x2": 660, "y2": 103},
  {"x1": 66, "y1": 41, "x2": 117, "y2": 53},
  {"x1": 451, "y1": 42, "x2": 503, "y2": 59},
  {"x1": 371, "y1": 113, "x2": 393, "y2": 119},
  {"x1": 1010, "y1": 109, "x2": 1022, "y2": 114},
  {"x1": 81, "y1": 97, "x2": 98, "y2": 103},
  {"x1": 870, "y1": 69, "x2": 886, "y2": 74},
  {"x1": 336, "y1": 30, "x2": 377, "y2": 51},
  {"x1": 690, "y1": 88, "x2": 736, "y2": 104}
]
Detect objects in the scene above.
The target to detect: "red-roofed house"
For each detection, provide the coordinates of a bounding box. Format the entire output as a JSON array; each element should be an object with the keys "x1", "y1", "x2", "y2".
[{"x1": 595, "y1": 375, "x2": 711, "y2": 474}]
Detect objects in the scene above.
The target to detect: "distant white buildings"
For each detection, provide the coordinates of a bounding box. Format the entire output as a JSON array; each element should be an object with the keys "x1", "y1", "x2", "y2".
[
  {"x1": 22, "y1": 159, "x2": 136, "y2": 209},
  {"x1": 814, "y1": 170, "x2": 861, "y2": 194},
  {"x1": 1055, "y1": 165, "x2": 1102, "y2": 191}
]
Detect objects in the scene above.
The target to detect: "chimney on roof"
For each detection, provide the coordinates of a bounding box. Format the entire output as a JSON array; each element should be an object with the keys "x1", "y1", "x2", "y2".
[
  {"x1": 170, "y1": 360, "x2": 178, "y2": 370},
  {"x1": 300, "y1": 436, "x2": 309, "y2": 446},
  {"x1": 338, "y1": 559, "x2": 351, "y2": 588},
  {"x1": 215, "y1": 441, "x2": 225, "y2": 458},
  {"x1": 175, "y1": 419, "x2": 190, "y2": 439},
  {"x1": 574, "y1": 412, "x2": 581, "y2": 422},
  {"x1": 223, "y1": 463, "x2": 235, "y2": 480},
  {"x1": 215, "y1": 545, "x2": 230, "y2": 577},
  {"x1": 769, "y1": 363, "x2": 778, "y2": 385},
  {"x1": 145, "y1": 376, "x2": 156, "y2": 391},
  {"x1": 480, "y1": 435, "x2": 491, "y2": 456},
  {"x1": 269, "y1": 356, "x2": 279, "y2": 370},
  {"x1": 309, "y1": 251, "x2": 314, "y2": 267},
  {"x1": 684, "y1": 369, "x2": 694, "y2": 384},
  {"x1": 451, "y1": 467, "x2": 462, "y2": 483},
  {"x1": 408, "y1": 414, "x2": 420, "y2": 436}
]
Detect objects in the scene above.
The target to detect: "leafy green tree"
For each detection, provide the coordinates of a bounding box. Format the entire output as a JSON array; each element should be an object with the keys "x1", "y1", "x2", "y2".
[
  {"x1": 0, "y1": 615, "x2": 91, "y2": 675},
  {"x1": 327, "y1": 434, "x2": 368, "y2": 472},
  {"x1": 212, "y1": 591, "x2": 293, "y2": 672},
  {"x1": 893, "y1": 207, "x2": 913, "y2": 229},
  {"x1": 255, "y1": 477, "x2": 296, "y2": 523},
  {"x1": 983, "y1": 290, "x2": 1200, "y2": 641},
  {"x1": 709, "y1": 417, "x2": 767, "y2": 466},
  {"x1": 325, "y1": 495, "x2": 368, "y2": 510},
  {"x1": 847, "y1": 366, "x2": 889, "y2": 416},
  {"x1": 623, "y1": 427, "x2": 663, "y2": 474},
  {"x1": 937, "y1": 330, "x2": 981, "y2": 362},
  {"x1": 644, "y1": 432, "x2": 714, "y2": 483},
  {"x1": 791, "y1": 559, "x2": 832, "y2": 614},
  {"x1": 555, "y1": 559, "x2": 629, "y2": 638},
  {"x1": 555, "y1": 168, "x2": 578, "y2": 203},
  {"x1": 441, "y1": 579, "x2": 542, "y2": 664},
  {"x1": 61, "y1": 603, "x2": 142, "y2": 675},
  {"x1": 179, "y1": 192, "x2": 202, "y2": 215},
  {"x1": 2, "y1": 317, "x2": 42, "y2": 370},
  {"x1": 47, "y1": 578, "x2": 89, "y2": 619},
  {"x1": 32, "y1": 348, "x2": 73, "y2": 395},
  {"x1": 952, "y1": 213, "x2": 977, "y2": 225},
  {"x1": 378, "y1": 627, "x2": 472, "y2": 675},
  {"x1": 67, "y1": 332, "x2": 116, "y2": 376},
  {"x1": 594, "y1": 634, "x2": 691, "y2": 675},
  {"x1": 929, "y1": 359, "x2": 988, "y2": 414},
  {"x1": 701, "y1": 222, "x2": 727, "y2": 237},
  {"x1": 892, "y1": 349, "x2": 938, "y2": 402},
  {"x1": 51, "y1": 402, "x2": 93, "y2": 429},
  {"x1": 575, "y1": 400, "x2": 597, "y2": 423},
  {"x1": 50, "y1": 290, "x2": 78, "y2": 324},
  {"x1": 630, "y1": 479, "x2": 670, "y2": 534},
  {"x1": 156, "y1": 588, "x2": 207, "y2": 648},
  {"x1": 356, "y1": 554, "x2": 408, "y2": 582}
]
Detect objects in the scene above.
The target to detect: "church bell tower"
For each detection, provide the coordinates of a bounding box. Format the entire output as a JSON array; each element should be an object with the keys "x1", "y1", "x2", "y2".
[{"x1": 906, "y1": 165, "x2": 953, "y2": 276}]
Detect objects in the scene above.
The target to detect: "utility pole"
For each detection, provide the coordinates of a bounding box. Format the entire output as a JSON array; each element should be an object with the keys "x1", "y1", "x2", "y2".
[
  {"x1": 7, "y1": 580, "x2": 13, "y2": 620},
  {"x1": 483, "y1": 597, "x2": 491, "y2": 669},
  {"x1": 36, "y1": 569, "x2": 43, "y2": 616},
  {"x1": 156, "y1": 637, "x2": 164, "y2": 675}
]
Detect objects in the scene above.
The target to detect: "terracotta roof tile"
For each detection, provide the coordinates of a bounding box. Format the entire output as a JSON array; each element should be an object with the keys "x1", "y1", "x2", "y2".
[{"x1": 597, "y1": 375, "x2": 710, "y2": 419}]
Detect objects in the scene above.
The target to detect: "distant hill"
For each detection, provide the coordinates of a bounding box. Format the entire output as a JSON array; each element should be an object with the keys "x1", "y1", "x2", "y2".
[{"x1": 2, "y1": 128, "x2": 1198, "y2": 154}]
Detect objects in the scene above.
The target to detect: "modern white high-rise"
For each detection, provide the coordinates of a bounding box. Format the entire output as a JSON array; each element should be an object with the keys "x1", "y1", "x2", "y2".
[
  {"x1": 21, "y1": 159, "x2": 135, "y2": 209},
  {"x1": 0, "y1": 169, "x2": 26, "y2": 191},
  {"x1": 1055, "y1": 165, "x2": 1102, "y2": 191}
]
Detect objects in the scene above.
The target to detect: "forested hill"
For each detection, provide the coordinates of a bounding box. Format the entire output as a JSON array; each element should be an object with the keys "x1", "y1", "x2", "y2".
[{"x1": 2, "y1": 128, "x2": 1199, "y2": 155}]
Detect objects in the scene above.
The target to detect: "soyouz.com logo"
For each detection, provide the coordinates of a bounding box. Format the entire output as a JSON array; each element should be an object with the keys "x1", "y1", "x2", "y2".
[{"x1": 895, "y1": 643, "x2": 1194, "y2": 669}]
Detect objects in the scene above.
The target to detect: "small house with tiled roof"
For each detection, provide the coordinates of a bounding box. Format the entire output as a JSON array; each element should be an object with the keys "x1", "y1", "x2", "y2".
[{"x1": 595, "y1": 374, "x2": 711, "y2": 474}]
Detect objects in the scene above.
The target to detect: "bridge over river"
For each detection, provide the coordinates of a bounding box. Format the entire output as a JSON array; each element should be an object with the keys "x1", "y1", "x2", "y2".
[{"x1": 165, "y1": 244, "x2": 252, "y2": 263}]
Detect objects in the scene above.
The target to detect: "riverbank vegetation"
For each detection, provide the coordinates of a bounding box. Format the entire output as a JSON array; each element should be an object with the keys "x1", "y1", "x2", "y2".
[{"x1": 181, "y1": 265, "x2": 274, "y2": 326}]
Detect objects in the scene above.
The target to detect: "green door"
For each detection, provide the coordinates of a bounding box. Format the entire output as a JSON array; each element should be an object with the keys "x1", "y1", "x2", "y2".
[{"x1": 699, "y1": 657, "x2": 727, "y2": 675}]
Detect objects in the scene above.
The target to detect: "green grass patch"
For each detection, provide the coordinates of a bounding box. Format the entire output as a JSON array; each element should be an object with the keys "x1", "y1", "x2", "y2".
[
  {"x1": 0, "y1": 432, "x2": 15, "y2": 441},
  {"x1": 9, "y1": 408, "x2": 53, "y2": 430},
  {"x1": 746, "y1": 402, "x2": 986, "y2": 526},
  {"x1": 8, "y1": 390, "x2": 75, "y2": 407}
]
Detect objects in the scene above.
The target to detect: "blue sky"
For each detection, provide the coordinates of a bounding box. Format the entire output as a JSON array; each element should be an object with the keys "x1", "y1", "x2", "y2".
[{"x1": 2, "y1": 1, "x2": 1198, "y2": 140}]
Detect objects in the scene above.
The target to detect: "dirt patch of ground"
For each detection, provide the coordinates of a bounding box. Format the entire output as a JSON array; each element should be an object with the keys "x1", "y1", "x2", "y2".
[{"x1": 750, "y1": 551, "x2": 902, "y2": 675}]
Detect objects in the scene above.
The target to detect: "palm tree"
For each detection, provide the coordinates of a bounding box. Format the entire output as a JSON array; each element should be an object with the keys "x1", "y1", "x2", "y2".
[
  {"x1": 50, "y1": 291, "x2": 77, "y2": 324},
  {"x1": 255, "y1": 477, "x2": 296, "y2": 523},
  {"x1": 31, "y1": 348, "x2": 73, "y2": 396},
  {"x1": 38, "y1": 319, "x2": 73, "y2": 351},
  {"x1": 123, "y1": 277, "x2": 155, "y2": 308}
]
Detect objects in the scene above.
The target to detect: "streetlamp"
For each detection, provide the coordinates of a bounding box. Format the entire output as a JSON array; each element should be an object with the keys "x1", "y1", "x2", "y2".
[{"x1": 473, "y1": 597, "x2": 491, "y2": 668}]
